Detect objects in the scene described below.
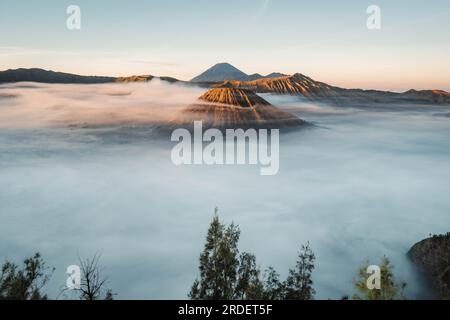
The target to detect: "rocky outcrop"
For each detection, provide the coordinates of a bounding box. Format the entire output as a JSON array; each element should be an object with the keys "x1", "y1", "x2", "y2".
[{"x1": 408, "y1": 233, "x2": 450, "y2": 299}]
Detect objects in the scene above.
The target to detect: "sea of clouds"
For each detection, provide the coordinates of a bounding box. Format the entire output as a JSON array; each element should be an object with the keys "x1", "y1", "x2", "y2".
[{"x1": 1, "y1": 81, "x2": 450, "y2": 299}]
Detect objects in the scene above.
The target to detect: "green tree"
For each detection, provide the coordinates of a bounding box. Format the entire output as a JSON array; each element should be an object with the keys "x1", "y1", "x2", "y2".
[
  {"x1": 190, "y1": 211, "x2": 316, "y2": 300},
  {"x1": 284, "y1": 243, "x2": 316, "y2": 300},
  {"x1": 262, "y1": 267, "x2": 284, "y2": 300},
  {"x1": 235, "y1": 253, "x2": 264, "y2": 299},
  {"x1": 189, "y1": 212, "x2": 263, "y2": 300},
  {"x1": 0, "y1": 253, "x2": 54, "y2": 300},
  {"x1": 353, "y1": 256, "x2": 406, "y2": 300}
]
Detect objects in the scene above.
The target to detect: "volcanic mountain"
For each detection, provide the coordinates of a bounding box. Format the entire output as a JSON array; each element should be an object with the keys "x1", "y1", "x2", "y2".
[
  {"x1": 190, "y1": 63, "x2": 288, "y2": 83},
  {"x1": 198, "y1": 87, "x2": 271, "y2": 108},
  {"x1": 177, "y1": 87, "x2": 307, "y2": 129},
  {"x1": 217, "y1": 73, "x2": 450, "y2": 105},
  {"x1": 217, "y1": 73, "x2": 337, "y2": 97},
  {"x1": 191, "y1": 63, "x2": 248, "y2": 83}
]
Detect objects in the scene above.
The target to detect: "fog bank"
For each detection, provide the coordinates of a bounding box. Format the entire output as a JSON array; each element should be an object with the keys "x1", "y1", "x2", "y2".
[{"x1": 1, "y1": 82, "x2": 450, "y2": 299}]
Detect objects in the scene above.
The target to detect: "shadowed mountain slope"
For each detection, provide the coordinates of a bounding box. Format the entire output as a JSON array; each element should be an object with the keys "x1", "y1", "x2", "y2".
[{"x1": 0, "y1": 68, "x2": 116, "y2": 84}]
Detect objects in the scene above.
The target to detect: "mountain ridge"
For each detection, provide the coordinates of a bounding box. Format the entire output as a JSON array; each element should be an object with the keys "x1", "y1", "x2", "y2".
[
  {"x1": 0, "y1": 68, "x2": 115, "y2": 84},
  {"x1": 1, "y1": 66, "x2": 449, "y2": 105},
  {"x1": 215, "y1": 72, "x2": 450, "y2": 104}
]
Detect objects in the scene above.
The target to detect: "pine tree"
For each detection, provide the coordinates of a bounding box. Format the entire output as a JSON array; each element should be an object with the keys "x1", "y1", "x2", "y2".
[
  {"x1": 353, "y1": 256, "x2": 406, "y2": 300},
  {"x1": 190, "y1": 210, "x2": 316, "y2": 300},
  {"x1": 284, "y1": 243, "x2": 316, "y2": 300},
  {"x1": 189, "y1": 211, "x2": 264, "y2": 300}
]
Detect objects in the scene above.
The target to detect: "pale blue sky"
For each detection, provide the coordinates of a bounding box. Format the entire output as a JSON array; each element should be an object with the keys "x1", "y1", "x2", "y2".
[{"x1": 1, "y1": 0, "x2": 450, "y2": 90}]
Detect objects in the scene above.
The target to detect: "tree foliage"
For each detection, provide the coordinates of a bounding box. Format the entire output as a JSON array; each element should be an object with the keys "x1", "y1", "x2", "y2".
[
  {"x1": 284, "y1": 243, "x2": 316, "y2": 300},
  {"x1": 190, "y1": 211, "x2": 315, "y2": 300},
  {"x1": 189, "y1": 213, "x2": 262, "y2": 299},
  {"x1": 353, "y1": 256, "x2": 406, "y2": 300},
  {"x1": 0, "y1": 253, "x2": 54, "y2": 300}
]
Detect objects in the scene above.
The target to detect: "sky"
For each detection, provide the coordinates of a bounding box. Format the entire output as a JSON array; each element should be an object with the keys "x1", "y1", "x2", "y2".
[{"x1": 1, "y1": 0, "x2": 450, "y2": 91}]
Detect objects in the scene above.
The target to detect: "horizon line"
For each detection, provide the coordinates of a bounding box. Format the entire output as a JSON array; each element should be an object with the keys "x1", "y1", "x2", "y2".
[{"x1": 1, "y1": 65, "x2": 449, "y2": 93}]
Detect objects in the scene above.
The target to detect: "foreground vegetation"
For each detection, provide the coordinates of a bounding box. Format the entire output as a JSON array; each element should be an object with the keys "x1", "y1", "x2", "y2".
[
  {"x1": 1, "y1": 210, "x2": 409, "y2": 300},
  {"x1": 189, "y1": 214, "x2": 315, "y2": 300},
  {"x1": 0, "y1": 253, "x2": 113, "y2": 300}
]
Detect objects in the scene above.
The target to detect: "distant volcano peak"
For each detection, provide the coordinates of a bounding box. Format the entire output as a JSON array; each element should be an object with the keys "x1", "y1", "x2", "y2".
[
  {"x1": 190, "y1": 63, "x2": 248, "y2": 83},
  {"x1": 190, "y1": 63, "x2": 291, "y2": 83}
]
